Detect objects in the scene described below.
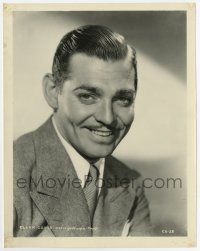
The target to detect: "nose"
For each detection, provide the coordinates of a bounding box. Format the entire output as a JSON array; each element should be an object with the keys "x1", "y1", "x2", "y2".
[{"x1": 95, "y1": 100, "x2": 116, "y2": 126}]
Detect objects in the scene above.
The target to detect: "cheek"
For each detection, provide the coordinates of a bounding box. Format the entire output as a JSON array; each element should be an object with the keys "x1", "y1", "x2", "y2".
[
  {"x1": 116, "y1": 108, "x2": 135, "y2": 126},
  {"x1": 58, "y1": 94, "x2": 95, "y2": 125}
]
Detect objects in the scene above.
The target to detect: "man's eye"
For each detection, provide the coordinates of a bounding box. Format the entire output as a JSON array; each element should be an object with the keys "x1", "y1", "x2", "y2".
[
  {"x1": 79, "y1": 94, "x2": 93, "y2": 100},
  {"x1": 116, "y1": 97, "x2": 133, "y2": 107},
  {"x1": 77, "y1": 93, "x2": 97, "y2": 104}
]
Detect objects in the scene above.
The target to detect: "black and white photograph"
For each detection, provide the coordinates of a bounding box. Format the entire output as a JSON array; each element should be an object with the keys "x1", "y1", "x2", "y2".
[{"x1": 3, "y1": 3, "x2": 196, "y2": 248}]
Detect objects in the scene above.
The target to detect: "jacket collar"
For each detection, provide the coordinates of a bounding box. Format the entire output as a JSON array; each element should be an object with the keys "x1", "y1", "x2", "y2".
[
  {"x1": 93, "y1": 156, "x2": 137, "y2": 236},
  {"x1": 29, "y1": 116, "x2": 137, "y2": 236},
  {"x1": 30, "y1": 117, "x2": 91, "y2": 236}
]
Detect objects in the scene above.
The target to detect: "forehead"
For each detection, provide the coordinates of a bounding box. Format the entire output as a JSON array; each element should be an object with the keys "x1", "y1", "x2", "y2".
[{"x1": 67, "y1": 53, "x2": 135, "y2": 89}]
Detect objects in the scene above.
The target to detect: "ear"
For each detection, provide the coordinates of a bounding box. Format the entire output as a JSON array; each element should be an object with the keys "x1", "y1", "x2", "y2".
[{"x1": 42, "y1": 73, "x2": 59, "y2": 111}]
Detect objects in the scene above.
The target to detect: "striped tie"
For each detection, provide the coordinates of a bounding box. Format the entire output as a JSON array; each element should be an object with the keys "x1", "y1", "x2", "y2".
[{"x1": 83, "y1": 164, "x2": 99, "y2": 220}]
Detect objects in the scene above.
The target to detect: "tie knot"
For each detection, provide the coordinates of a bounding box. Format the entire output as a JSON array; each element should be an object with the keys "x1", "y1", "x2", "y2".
[{"x1": 89, "y1": 164, "x2": 99, "y2": 179}]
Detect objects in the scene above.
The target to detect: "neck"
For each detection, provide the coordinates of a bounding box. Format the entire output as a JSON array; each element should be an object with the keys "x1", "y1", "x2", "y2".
[{"x1": 52, "y1": 113, "x2": 101, "y2": 164}]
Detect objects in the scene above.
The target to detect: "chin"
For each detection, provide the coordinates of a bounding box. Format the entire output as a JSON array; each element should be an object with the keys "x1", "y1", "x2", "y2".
[{"x1": 83, "y1": 144, "x2": 116, "y2": 159}]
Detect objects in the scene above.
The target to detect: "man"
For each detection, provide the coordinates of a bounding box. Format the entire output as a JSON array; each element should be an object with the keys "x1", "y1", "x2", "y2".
[{"x1": 13, "y1": 25, "x2": 151, "y2": 237}]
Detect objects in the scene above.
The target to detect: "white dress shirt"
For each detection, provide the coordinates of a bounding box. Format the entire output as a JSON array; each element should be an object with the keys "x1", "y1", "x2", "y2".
[{"x1": 52, "y1": 116, "x2": 105, "y2": 195}]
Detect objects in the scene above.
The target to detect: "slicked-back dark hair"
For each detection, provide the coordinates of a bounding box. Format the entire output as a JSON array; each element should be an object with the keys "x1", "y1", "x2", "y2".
[{"x1": 52, "y1": 25, "x2": 138, "y2": 91}]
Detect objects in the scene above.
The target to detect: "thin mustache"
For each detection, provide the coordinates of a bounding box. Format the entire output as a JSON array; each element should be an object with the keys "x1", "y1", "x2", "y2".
[{"x1": 84, "y1": 126, "x2": 122, "y2": 131}]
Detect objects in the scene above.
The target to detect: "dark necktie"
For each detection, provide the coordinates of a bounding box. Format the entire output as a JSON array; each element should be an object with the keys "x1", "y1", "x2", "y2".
[{"x1": 83, "y1": 164, "x2": 99, "y2": 221}]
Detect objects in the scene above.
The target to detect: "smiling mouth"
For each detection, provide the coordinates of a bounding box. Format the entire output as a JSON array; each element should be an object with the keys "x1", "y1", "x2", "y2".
[
  {"x1": 91, "y1": 129, "x2": 113, "y2": 137},
  {"x1": 87, "y1": 128, "x2": 113, "y2": 137}
]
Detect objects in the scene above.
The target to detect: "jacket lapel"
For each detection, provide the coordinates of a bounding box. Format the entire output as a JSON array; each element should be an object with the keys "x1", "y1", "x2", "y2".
[
  {"x1": 29, "y1": 117, "x2": 91, "y2": 236},
  {"x1": 93, "y1": 156, "x2": 136, "y2": 236}
]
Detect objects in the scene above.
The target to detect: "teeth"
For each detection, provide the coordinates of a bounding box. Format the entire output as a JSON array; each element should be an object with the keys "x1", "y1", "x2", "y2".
[{"x1": 91, "y1": 130, "x2": 112, "y2": 137}]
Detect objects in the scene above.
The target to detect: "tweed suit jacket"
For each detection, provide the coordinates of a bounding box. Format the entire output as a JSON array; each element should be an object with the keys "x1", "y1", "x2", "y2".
[{"x1": 13, "y1": 117, "x2": 151, "y2": 237}]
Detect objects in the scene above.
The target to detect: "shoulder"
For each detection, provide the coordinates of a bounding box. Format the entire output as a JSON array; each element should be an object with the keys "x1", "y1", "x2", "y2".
[
  {"x1": 14, "y1": 132, "x2": 35, "y2": 167},
  {"x1": 13, "y1": 117, "x2": 52, "y2": 166},
  {"x1": 106, "y1": 155, "x2": 141, "y2": 180},
  {"x1": 105, "y1": 155, "x2": 147, "y2": 201}
]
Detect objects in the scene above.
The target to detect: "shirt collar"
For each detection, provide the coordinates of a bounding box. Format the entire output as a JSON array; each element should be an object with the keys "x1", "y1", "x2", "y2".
[{"x1": 52, "y1": 116, "x2": 105, "y2": 188}]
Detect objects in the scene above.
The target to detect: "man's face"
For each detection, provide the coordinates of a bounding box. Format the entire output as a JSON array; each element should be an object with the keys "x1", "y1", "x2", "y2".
[{"x1": 54, "y1": 53, "x2": 136, "y2": 160}]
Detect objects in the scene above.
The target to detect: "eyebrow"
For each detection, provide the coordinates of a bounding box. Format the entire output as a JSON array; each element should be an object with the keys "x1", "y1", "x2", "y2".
[
  {"x1": 73, "y1": 85, "x2": 136, "y2": 97},
  {"x1": 73, "y1": 85, "x2": 103, "y2": 95},
  {"x1": 115, "y1": 89, "x2": 136, "y2": 97}
]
